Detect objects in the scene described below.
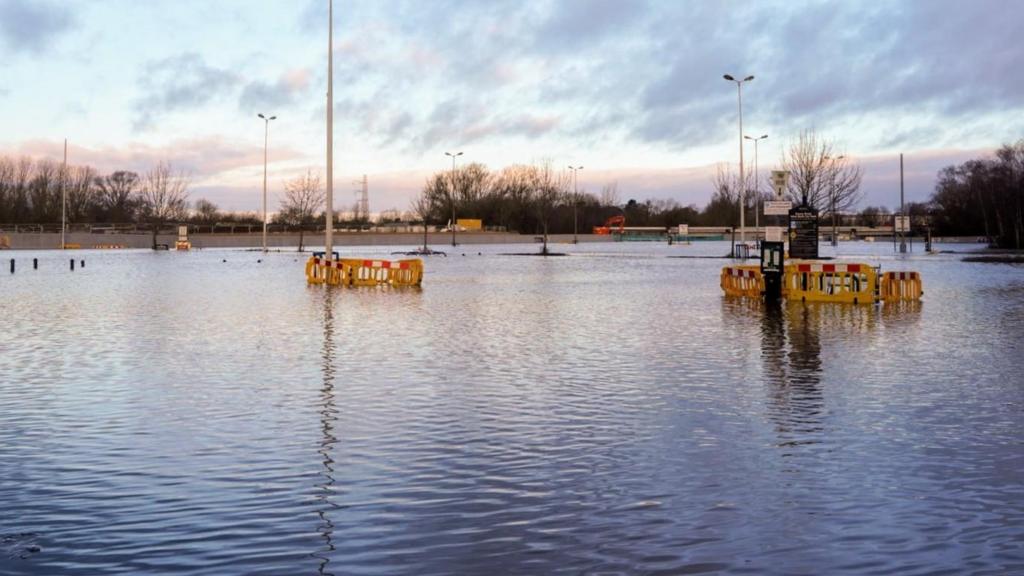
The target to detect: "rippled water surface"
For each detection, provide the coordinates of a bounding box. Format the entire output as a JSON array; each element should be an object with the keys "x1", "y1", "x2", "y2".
[{"x1": 2, "y1": 241, "x2": 1023, "y2": 575}]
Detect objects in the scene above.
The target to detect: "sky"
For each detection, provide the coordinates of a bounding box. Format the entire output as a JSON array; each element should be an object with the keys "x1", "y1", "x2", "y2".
[{"x1": 1, "y1": 0, "x2": 1022, "y2": 215}]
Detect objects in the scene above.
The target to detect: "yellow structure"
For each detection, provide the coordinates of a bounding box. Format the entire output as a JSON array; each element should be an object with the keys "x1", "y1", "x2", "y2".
[
  {"x1": 175, "y1": 240, "x2": 192, "y2": 250},
  {"x1": 62, "y1": 243, "x2": 82, "y2": 249},
  {"x1": 93, "y1": 244, "x2": 127, "y2": 249},
  {"x1": 721, "y1": 261, "x2": 921, "y2": 304},
  {"x1": 306, "y1": 256, "x2": 423, "y2": 287},
  {"x1": 0, "y1": 235, "x2": 10, "y2": 249},
  {"x1": 456, "y1": 218, "x2": 483, "y2": 231}
]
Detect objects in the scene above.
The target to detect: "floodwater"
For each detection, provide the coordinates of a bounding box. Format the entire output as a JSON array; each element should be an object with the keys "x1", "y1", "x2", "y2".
[{"x1": 1, "y1": 241, "x2": 1022, "y2": 575}]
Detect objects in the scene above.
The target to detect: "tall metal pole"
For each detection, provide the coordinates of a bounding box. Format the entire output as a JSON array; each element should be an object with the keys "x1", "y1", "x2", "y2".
[
  {"x1": 737, "y1": 82, "x2": 745, "y2": 248},
  {"x1": 745, "y1": 134, "x2": 767, "y2": 246},
  {"x1": 900, "y1": 152, "x2": 906, "y2": 253},
  {"x1": 569, "y1": 165, "x2": 583, "y2": 244},
  {"x1": 724, "y1": 75, "x2": 754, "y2": 254},
  {"x1": 325, "y1": 0, "x2": 334, "y2": 258},
  {"x1": 61, "y1": 139, "x2": 67, "y2": 250},
  {"x1": 446, "y1": 151, "x2": 462, "y2": 246},
  {"x1": 259, "y1": 114, "x2": 276, "y2": 253}
]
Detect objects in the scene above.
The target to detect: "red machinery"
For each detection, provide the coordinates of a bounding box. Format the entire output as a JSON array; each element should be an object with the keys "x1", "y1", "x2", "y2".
[{"x1": 593, "y1": 215, "x2": 625, "y2": 235}]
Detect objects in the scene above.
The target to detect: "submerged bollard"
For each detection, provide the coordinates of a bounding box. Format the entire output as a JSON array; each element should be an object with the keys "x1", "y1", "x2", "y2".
[
  {"x1": 33, "y1": 258, "x2": 38, "y2": 270},
  {"x1": 70, "y1": 259, "x2": 75, "y2": 271},
  {"x1": 80, "y1": 260, "x2": 85, "y2": 268},
  {"x1": 9, "y1": 259, "x2": 13, "y2": 274}
]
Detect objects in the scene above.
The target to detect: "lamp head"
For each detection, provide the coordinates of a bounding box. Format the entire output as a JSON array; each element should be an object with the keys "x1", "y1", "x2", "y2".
[
  {"x1": 743, "y1": 75, "x2": 755, "y2": 82},
  {"x1": 258, "y1": 113, "x2": 265, "y2": 119},
  {"x1": 723, "y1": 74, "x2": 735, "y2": 81}
]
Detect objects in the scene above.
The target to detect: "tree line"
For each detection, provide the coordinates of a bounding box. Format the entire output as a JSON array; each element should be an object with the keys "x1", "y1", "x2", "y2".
[{"x1": 928, "y1": 140, "x2": 1023, "y2": 248}]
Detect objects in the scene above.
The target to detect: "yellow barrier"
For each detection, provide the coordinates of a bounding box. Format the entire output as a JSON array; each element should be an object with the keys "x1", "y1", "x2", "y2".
[
  {"x1": 175, "y1": 240, "x2": 191, "y2": 251},
  {"x1": 784, "y1": 262, "x2": 877, "y2": 305},
  {"x1": 63, "y1": 243, "x2": 81, "y2": 249},
  {"x1": 0, "y1": 235, "x2": 9, "y2": 249},
  {"x1": 306, "y1": 257, "x2": 423, "y2": 287},
  {"x1": 93, "y1": 244, "x2": 126, "y2": 249},
  {"x1": 721, "y1": 265, "x2": 763, "y2": 298},
  {"x1": 880, "y1": 271, "x2": 923, "y2": 302},
  {"x1": 720, "y1": 261, "x2": 922, "y2": 304}
]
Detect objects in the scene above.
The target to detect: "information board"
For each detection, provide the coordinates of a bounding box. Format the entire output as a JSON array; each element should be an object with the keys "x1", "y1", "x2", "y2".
[
  {"x1": 765, "y1": 226, "x2": 784, "y2": 242},
  {"x1": 894, "y1": 216, "x2": 910, "y2": 233},
  {"x1": 788, "y1": 204, "x2": 819, "y2": 260},
  {"x1": 677, "y1": 224, "x2": 689, "y2": 236},
  {"x1": 765, "y1": 200, "x2": 792, "y2": 216}
]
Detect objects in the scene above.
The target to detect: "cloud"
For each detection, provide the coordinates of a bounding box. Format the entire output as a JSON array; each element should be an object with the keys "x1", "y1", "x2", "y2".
[
  {"x1": 133, "y1": 53, "x2": 240, "y2": 131},
  {"x1": 239, "y1": 68, "x2": 312, "y2": 112},
  {"x1": 6, "y1": 137, "x2": 304, "y2": 183},
  {"x1": 0, "y1": 0, "x2": 75, "y2": 54}
]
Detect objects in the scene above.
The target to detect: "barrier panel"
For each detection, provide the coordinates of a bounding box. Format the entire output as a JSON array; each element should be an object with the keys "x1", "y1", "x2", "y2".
[
  {"x1": 63, "y1": 243, "x2": 82, "y2": 250},
  {"x1": 880, "y1": 271, "x2": 923, "y2": 302},
  {"x1": 784, "y1": 262, "x2": 877, "y2": 305},
  {"x1": 93, "y1": 244, "x2": 126, "y2": 249},
  {"x1": 0, "y1": 235, "x2": 9, "y2": 249},
  {"x1": 721, "y1": 265, "x2": 763, "y2": 298},
  {"x1": 175, "y1": 240, "x2": 191, "y2": 251},
  {"x1": 720, "y1": 261, "x2": 921, "y2": 304},
  {"x1": 306, "y1": 256, "x2": 423, "y2": 287}
]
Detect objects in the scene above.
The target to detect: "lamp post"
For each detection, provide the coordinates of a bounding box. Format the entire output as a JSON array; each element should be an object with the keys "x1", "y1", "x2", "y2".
[
  {"x1": 744, "y1": 134, "x2": 768, "y2": 246},
  {"x1": 724, "y1": 74, "x2": 754, "y2": 256},
  {"x1": 445, "y1": 151, "x2": 463, "y2": 246},
  {"x1": 568, "y1": 165, "x2": 583, "y2": 244},
  {"x1": 325, "y1": 0, "x2": 334, "y2": 259},
  {"x1": 61, "y1": 139, "x2": 67, "y2": 249},
  {"x1": 825, "y1": 154, "x2": 845, "y2": 247},
  {"x1": 258, "y1": 113, "x2": 277, "y2": 253}
]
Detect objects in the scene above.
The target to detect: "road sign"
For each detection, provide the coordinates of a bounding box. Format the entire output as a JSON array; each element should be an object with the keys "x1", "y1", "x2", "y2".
[
  {"x1": 770, "y1": 170, "x2": 790, "y2": 199},
  {"x1": 894, "y1": 216, "x2": 910, "y2": 232},
  {"x1": 765, "y1": 226, "x2": 784, "y2": 242},
  {"x1": 765, "y1": 200, "x2": 791, "y2": 216},
  {"x1": 677, "y1": 224, "x2": 689, "y2": 236}
]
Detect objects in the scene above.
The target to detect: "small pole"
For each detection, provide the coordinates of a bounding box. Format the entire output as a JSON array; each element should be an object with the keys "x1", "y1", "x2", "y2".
[
  {"x1": 899, "y1": 153, "x2": 907, "y2": 254},
  {"x1": 81, "y1": 260, "x2": 85, "y2": 268},
  {"x1": 33, "y1": 258, "x2": 38, "y2": 270},
  {"x1": 70, "y1": 259, "x2": 75, "y2": 271},
  {"x1": 9, "y1": 259, "x2": 14, "y2": 274}
]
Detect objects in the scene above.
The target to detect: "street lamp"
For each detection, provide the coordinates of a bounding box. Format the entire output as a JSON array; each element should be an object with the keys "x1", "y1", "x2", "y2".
[
  {"x1": 724, "y1": 74, "x2": 754, "y2": 256},
  {"x1": 445, "y1": 151, "x2": 463, "y2": 246},
  {"x1": 568, "y1": 165, "x2": 583, "y2": 244},
  {"x1": 258, "y1": 113, "x2": 277, "y2": 253},
  {"x1": 825, "y1": 154, "x2": 845, "y2": 247},
  {"x1": 744, "y1": 133, "x2": 768, "y2": 246}
]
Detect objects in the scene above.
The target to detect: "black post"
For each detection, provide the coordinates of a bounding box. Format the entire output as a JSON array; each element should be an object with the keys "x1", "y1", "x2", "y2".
[
  {"x1": 9, "y1": 259, "x2": 14, "y2": 274},
  {"x1": 80, "y1": 260, "x2": 85, "y2": 268},
  {"x1": 33, "y1": 258, "x2": 38, "y2": 270},
  {"x1": 761, "y1": 241, "x2": 784, "y2": 302},
  {"x1": 70, "y1": 259, "x2": 75, "y2": 271}
]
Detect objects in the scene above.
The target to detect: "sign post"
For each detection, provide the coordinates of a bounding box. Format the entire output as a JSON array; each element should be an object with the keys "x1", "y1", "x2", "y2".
[{"x1": 760, "y1": 241, "x2": 784, "y2": 302}]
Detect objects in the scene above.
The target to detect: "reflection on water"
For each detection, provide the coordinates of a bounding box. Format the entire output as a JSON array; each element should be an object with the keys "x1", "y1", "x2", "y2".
[
  {"x1": 0, "y1": 244, "x2": 1021, "y2": 575},
  {"x1": 314, "y1": 289, "x2": 337, "y2": 576},
  {"x1": 760, "y1": 303, "x2": 824, "y2": 451}
]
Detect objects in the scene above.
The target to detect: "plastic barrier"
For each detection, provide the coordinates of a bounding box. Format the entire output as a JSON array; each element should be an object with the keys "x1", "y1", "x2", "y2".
[
  {"x1": 63, "y1": 243, "x2": 82, "y2": 249},
  {"x1": 0, "y1": 235, "x2": 9, "y2": 249},
  {"x1": 306, "y1": 256, "x2": 423, "y2": 287},
  {"x1": 880, "y1": 271, "x2": 923, "y2": 302},
  {"x1": 175, "y1": 240, "x2": 191, "y2": 251},
  {"x1": 93, "y1": 244, "x2": 126, "y2": 249},
  {"x1": 721, "y1": 265, "x2": 763, "y2": 298},
  {"x1": 784, "y1": 262, "x2": 877, "y2": 305}
]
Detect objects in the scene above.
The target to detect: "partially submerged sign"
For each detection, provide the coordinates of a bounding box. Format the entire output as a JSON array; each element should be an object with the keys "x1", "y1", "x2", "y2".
[
  {"x1": 677, "y1": 224, "x2": 689, "y2": 236},
  {"x1": 894, "y1": 215, "x2": 910, "y2": 233},
  {"x1": 789, "y1": 204, "x2": 819, "y2": 260}
]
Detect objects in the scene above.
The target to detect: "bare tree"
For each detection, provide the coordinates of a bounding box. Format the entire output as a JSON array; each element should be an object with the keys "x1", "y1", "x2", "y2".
[
  {"x1": 781, "y1": 130, "x2": 863, "y2": 233},
  {"x1": 138, "y1": 161, "x2": 190, "y2": 249},
  {"x1": 95, "y1": 171, "x2": 140, "y2": 222},
  {"x1": 599, "y1": 182, "x2": 621, "y2": 207},
  {"x1": 409, "y1": 189, "x2": 433, "y2": 252},
  {"x1": 65, "y1": 166, "x2": 97, "y2": 223},
  {"x1": 279, "y1": 170, "x2": 324, "y2": 252},
  {"x1": 193, "y1": 199, "x2": 221, "y2": 225},
  {"x1": 530, "y1": 161, "x2": 569, "y2": 255}
]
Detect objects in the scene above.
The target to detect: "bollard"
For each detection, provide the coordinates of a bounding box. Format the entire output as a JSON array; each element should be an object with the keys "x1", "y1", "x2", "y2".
[
  {"x1": 70, "y1": 259, "x2": 75, "y2": 271},
  {"x1": 33, "y1": 258, "x2": 38, "y2": 270},
  {"x1": 81, "y1": 260, "x2": 85, "y2": 268},
  {"x1": 9, "y1": 259, "x2": 13, "y2": 274}
]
